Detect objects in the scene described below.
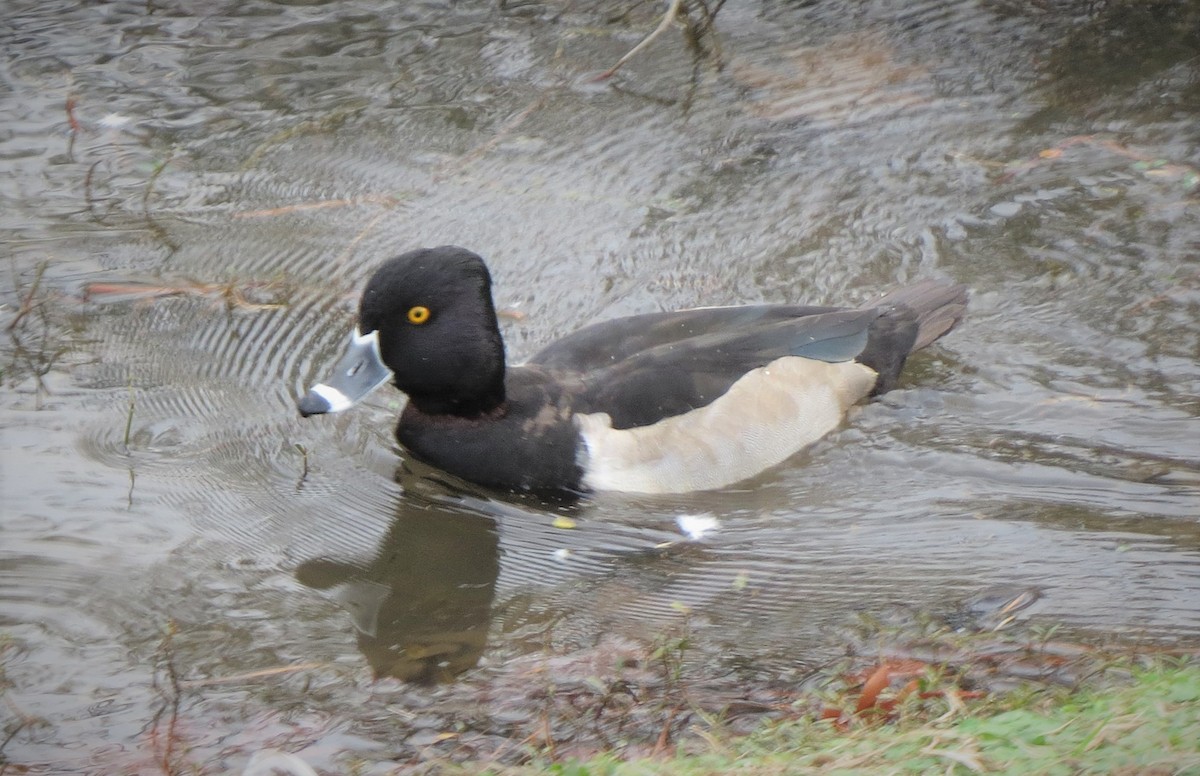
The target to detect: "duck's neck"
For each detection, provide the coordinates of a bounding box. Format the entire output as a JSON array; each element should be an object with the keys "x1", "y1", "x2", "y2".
[
  {"x1": 401, "y1": 330, "x2": 508, "y2": 419},
  {"x1": 406, "y1": 374, "x2": 506, "y2": 418}
]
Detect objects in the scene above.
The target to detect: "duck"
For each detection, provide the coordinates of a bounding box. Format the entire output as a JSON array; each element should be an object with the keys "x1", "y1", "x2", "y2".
[{"x1": 298, "y1": 246, "x2": 967, "y2": 496}]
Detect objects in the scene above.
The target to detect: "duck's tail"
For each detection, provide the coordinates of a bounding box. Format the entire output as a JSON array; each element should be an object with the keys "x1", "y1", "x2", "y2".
[
  {"x1": 869, "y1": 280, "x2": 969, "y2": 351},
  {"x1": 856, "y1": 280, "x2": 968, "y2": 395}
]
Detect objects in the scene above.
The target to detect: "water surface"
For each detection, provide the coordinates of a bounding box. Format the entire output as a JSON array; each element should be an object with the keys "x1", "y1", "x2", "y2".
[{"x1": 2, "y1": 0, "x2": 1199, "y2": 771}]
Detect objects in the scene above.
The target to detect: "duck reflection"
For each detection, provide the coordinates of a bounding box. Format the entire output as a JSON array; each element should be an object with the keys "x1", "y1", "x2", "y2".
[{"x1": 295, "y1": 491, "x2": 500, "y2": 684}]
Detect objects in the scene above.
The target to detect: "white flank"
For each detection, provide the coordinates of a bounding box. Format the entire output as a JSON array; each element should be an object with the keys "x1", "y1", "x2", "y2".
[{"x1": 577, "y1": 356, "x2": 877, "y2": 494}]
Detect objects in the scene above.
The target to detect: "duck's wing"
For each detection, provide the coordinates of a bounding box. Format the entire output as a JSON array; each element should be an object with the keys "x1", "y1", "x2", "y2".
[
  {"x1": 527, "y1": 305, "x2": 841, "y2": 372},
  {"x1": 572, "y1": 307, "x2": 882, "y2": 429}
]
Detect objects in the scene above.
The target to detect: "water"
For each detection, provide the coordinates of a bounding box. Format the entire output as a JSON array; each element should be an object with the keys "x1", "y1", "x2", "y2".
[{"x1": 2, "y1": 0, "x2": 1199, "y2": 771}]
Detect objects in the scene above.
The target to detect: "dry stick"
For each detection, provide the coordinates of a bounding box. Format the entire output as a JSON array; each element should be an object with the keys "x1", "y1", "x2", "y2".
[
  {"x1": 83, "y1": 282, "x2": 185, "y2": 301},
  {"x1": 594, "y1": 0, "x2": 685, "y2": 81}
]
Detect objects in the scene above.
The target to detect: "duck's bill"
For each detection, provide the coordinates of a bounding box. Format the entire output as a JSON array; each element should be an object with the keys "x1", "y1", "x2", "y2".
[{"x1": 298, "y1": 328, "x2": 393, "y2": 417}]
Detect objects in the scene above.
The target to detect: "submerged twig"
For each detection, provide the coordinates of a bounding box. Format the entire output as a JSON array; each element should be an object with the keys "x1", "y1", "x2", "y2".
[
  {"x1": 178, "y1": 661, "x2": 326, "y2": 689},
  {"x1": 997, "y1": 134, "x2": 1200, "y2": 188},
  {"x1": 83, "y1": 160, "x2": 105, "y2": 222},
  {"x1": 141, "y1": 150, "x2": 175, "y2": 222},
  {"x1": 241, "y1": 106, "x2": 362, "y2": 170},
  {"x1": 140, "y1": 151, "x2": 181, "y2": 254},
  {"x1": 651, "y1": 704, "x2": 680, "y2": 756},
  {"x1": 232, "y1": 195, "x2": 402, "y2": 219},
  {"x1": 683, "y1": 0, "x2": 726, "y2": 64},
  {"x1": 6, "y1": 260, "x2": 48, "y2": 332},
  {"x1": 123, "y1": 381, "x2": 136, "y2": 451},
  {"x1": 149, "y1": 622, "x2": 183, "y2": 775},
  {"x1": 434, "y1": 93, "x2": 551, "y2": 182},
  {"x1": 294, "y1": 443, "x2": 309, "y2": 489},
  {"x1": 65, "y1": 94, "x2": 81, "y2": 162},
  {"x1": 65, "y1": 95, "x2": 82, "y2": 134},
  {"x1": 84, "y1": 278, "x2": 289, "y2": 311},
  {"x1": 333, "y1": 206, "x2": 394, "y2": 268},
  {"x1": 0, "y1": 662, "x2": 50, "y2": 764},
  {"x1": 593, "y1": 0, "x2": 685, "y2": 81}
]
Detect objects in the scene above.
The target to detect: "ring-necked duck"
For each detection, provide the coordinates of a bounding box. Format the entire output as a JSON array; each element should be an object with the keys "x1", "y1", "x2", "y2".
[{"x1": 298, "y1": 246, "x2": 966, "y2": 496}]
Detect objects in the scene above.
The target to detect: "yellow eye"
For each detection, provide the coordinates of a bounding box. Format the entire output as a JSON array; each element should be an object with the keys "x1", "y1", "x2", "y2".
[{"x1": 407, "y1": 305, "x2": 431, "y2": 325}]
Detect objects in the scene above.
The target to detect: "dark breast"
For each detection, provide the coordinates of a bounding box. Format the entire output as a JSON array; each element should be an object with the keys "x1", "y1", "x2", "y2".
[{"x1": 395, "y1": 366, "x2": 585, "y2": 495}]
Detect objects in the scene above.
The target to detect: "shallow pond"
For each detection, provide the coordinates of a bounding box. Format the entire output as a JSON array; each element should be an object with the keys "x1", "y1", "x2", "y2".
[{"x1": 2, "y1": 0, "x2": 1199, "y2": 772}]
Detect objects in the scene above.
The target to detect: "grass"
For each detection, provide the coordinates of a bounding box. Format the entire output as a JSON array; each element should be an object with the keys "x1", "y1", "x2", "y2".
[{"x1": 458, "y1": 660, "x2": 1200, "y2": 776}]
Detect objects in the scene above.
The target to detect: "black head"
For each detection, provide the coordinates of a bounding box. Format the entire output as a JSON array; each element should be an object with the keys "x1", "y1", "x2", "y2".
[{"x1": 359, "y1": 246, "x2": 507, "y2": 416}]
